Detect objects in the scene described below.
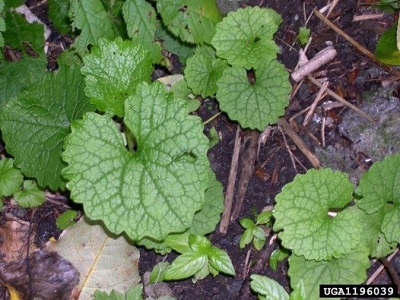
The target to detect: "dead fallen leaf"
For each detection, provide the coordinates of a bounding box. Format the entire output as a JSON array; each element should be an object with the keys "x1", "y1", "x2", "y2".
[
  {"x1": 0, "y1": 249, "x2": 79, "y2": 300},
  {"x1": 47, "y1": 217, "x2": 140, "y2": 299}
]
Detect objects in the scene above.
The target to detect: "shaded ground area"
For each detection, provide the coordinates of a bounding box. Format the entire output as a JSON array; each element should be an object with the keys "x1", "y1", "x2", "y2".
[{"x1": 1, "y1": 0, "x2": 400, "y2": 299}]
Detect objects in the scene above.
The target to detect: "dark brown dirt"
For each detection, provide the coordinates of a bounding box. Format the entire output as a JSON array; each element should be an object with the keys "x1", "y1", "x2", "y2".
[{"x1": 3, "y1": 0, "x2": 400, "y2": 299}]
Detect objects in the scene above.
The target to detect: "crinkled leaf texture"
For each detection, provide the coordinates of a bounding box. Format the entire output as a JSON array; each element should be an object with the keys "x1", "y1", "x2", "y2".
[
  {"x1": 289, "y1": 245, "x2": 370, "y2": 300},
  {"x1": 62, "y1": 82, "x2": 210, "y2": 241},
  {"x1": 211, "y1": 6, "x2": 282, "y2": 68},
  {"x1": 216, "y1": 60, "x2": 291, "y2": 130},
  {"x1": 47, "y1": 217, "x2": 140, "y2": 299},
  {"x1": 0, "y1": 55, "x2": 47, "y2": 108},
  {"x1": 250, "y1": 274, "x2": 289, "y2": 300},
  {"x1": 356, "y1": 153, "x2": 400, "y2": 242},
  {"x1": 14, "y1": 180, "x2": 45, "y2": 208},
  {"x1": 0, "y1": 65, "x2": 95, "y2": 190},
  {"x1": 185, "y1": 47, "x2": 228, "y2": 97},
  {"x1": 69, "y1": 0, "x2": 116, "y2": 54},
  {"x1": 81, "y1": 37, "x2": 153, "y2": 117},
  {"x1": 156, "y1": 0, "x2": 222, "y2": 44},
  {"x1": 273, "y1": 168, "x2": 361, "y2": 260}
]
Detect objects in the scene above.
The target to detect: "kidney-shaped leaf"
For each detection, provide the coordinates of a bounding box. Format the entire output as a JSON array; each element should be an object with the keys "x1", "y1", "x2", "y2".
[
  {"x1": 356, "y1": 153, "x2": 400, "y2": 243},
  {"x1": 62, "y1": 82, "x2": 210, "y2": 241},
  {"x1": 216, "y1": 60, "x2": 291, "y2": 130},
  {"x1": 273, "y1": 168, "x2": 361, "y2": 260},
  {"x1": 211, "y1": 6, "x2": 282, "y2": 68},
  {"x1": 81, "y1": 37, "x2": 153, "y2": 117}
]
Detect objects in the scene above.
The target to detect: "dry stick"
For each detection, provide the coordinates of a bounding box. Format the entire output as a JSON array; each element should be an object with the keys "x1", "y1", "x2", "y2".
[
  {"x1": 307, "y1": 75, "x2": 376, "y2": 123},
  {"x1": 277, "y1": 118, "x2": 322, "y2": 168},
  {"x1": 314, "y1": 9, "x2": 400, "y2": 78},
  {"x1": 231, "y1": 131, "x2": 259, "y2": 222},
  {"x1": 219, "y1": 126, "x2": 241, "y2": 234},
  {"x1": 380, "y1": 257, "x2": 400, "y2": 293},
  {"x1": 303, "y1": 81, "x2": 329, "y2": 126},
  {"x1": 367, "y1": 249, "x2": 399, "y2": 284}
]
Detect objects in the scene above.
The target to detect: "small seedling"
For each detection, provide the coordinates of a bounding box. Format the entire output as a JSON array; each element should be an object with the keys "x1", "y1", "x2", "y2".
[
  {"x1": 151, "y1": 233, "x2": 235, "y2": 282},
  {"x1": 239, "y1": 210, "x2": 272, "y2": 250}
]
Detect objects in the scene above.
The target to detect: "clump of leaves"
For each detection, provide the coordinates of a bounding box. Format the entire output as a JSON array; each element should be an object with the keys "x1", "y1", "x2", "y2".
[
  {"x1": 151, "y1": 233, "x2": 235, "y2": 282},
  {"x1": 239, "y1": 210, "x2": 272, "y2": 250},
  {"x1": 272, "y1": 153, "x2": 400, "y2": 299},
  {"x1": 297, "y1": 26, "x2": 310, "y2": 45},
  {"x1": 0, "y1": 158, "x2": 44, "y2": 209}
]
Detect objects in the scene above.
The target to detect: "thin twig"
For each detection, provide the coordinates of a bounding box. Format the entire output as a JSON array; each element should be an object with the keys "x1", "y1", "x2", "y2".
[
  {"x1": 277, "y1": 118, "x2": 322, "y2": 168},
  {"x1": 367, "y1": 249, "x2": 399, "y2": 284},
  {"x1": 219, "y1": 127, "x2": 241, "y2": 234},
  {"x1": 380, "y1": 256, "x2": 400, "y2": 292},
  {"x1": 314, "y1": 9, "x2": 400, "y2": 78},
  {"x1": 303, "y1": 81, "x2": 328, "y2": 126},
  {"x1": 307, "y1": 75, "x2": 376, "y2": 123}
]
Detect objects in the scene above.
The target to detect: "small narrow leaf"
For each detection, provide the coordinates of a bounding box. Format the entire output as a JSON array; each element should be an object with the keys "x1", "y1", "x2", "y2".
[
  {"x1": 250, "y1": 274, "x2": 289, "y2": 300},
  {"x1": 211, "y1": 7, "x2": 282, "y2": 68},
  {"x1": 239, "y1": 229, "x2": 254, "y2": 249},
  {"x1": 239, "y1": 218, "x2": 255, "y2": 229},
  {"x1": 256, "y1": 211, "x2": 273, "y2": 225},
  {"x1": 216, "y1": 60, "x2": 291, "y2": 130},
  {"x1": 273, "y1": 168, "x2": 361, "y2": 260},
  {"x1": 81, "y1": 37, "x2": 153, "y2": 117},
  {"x1": 269, "y1": 248, "x2": 290, "y2": 271},
  {"x1": 56, "y1": 210, "x2": 78, "y2": 230},
  {"x1": 0, "y1": 158, "x2": 23, "y2": 197},
  {"x1": 164, "y1": 252, "x2": 207, "y2": 280}
]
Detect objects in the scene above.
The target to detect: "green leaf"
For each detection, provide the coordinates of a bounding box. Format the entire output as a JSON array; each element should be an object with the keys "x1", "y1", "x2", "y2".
[
  {"x1": 256, "y1": 211, "x2": 273, "y2": 225},
  {"x1": 56, "y1": 209, "x2": 78, "y2": 230},
  {"x1": 93, "y1": 285, "x2": 143, "y2": 300},
  {"x1": 375, "y1": 22, "x2": 400, "y2": 65},
  {"x1": 273, "y1": 168, "x2": 361, "y2": 260},
  {"x1": 156, "y1": 0, "x2": 222, "y2": 44},
  {"x1": 0, "y1": 65, "x2": 95, "y2": 190},
  {"x1": 164, "y1": 252, "x2": 207, "y2": 280},
  {"x1": 48, "y1": 0, "x2": 70, "y2": 34},
  {"x1": 239, "y1": 218, "x2": 255, "y2": 229},
  {"x1": 298, "y1": 27, "x2": 310, "y2": 46},
  {"x1": 62, "y1": 82, "x2": 210, "y2": 241},
  {"x1": 250, "y1": 274, "x2": 289, "y2": 300},
  {"x1": 189, "y1": 234, "x2": 212, "y2": 252},
  {"x1": 185, "y1": 47, "x2": 228, "y2": 97},
  {"x1": 211, "y1": 7, "x2": 282, "y2": 68},
  {"x1": 239, "y1": 229, "x2": 254, "y2": 249},
  {"x1": 289, "y1": 280, "x2": 306, "y2": 300},
  {"x1": 356, "y1": 153, "x2": 400, "y2": 243},
  {"x1": 150, "y1": 261, "x2": 170, "y2": 283},
  {"x1": 0, "y1": 158, "x2": 23, "y2": 197},
  {"x1": 3, "y1": 10, "x2": 44, "y2": 56},
  {"x1": 356, "y1": 204, "x2": 397, "y2": 258},
  {"x1": 189, "y1": 169, "x2": 224, "y2": 235},
  {"x1": 288, "y1": 246, "x2": 370, "y2": 300},
  {"x1": 253, "y1": 237, "x2": 266, "y2": 251},
  {"x1": 155, "y1": 24, "x2": 195, "y2": 63},
  {"x1": 164, "y1": 232, "x2": 191, "y2": 253},
  {"x1": 122, "y1": 0, "x2": 156, "y2": 48},
  {"x1": 14, "y1": 180, "x2": 45, "y2": 208},
  {"x1": 69, "y1": 0, "x2": 116, "y2": 55},
  {"x1": 0, "y1": 0, "x2": 5, "y2": 48},
  {"x1": 216, "y1": 60, "x2": 291, "y2": 130},
  {"x1": 208, "y1": 247, "x2": 236, "y2": 276},
  {"x1": 81, "y1": 37, "x2": 153, "y2": 117},
  {"x1": 0, "y1": 56, "x2": 47, "y2": 108},
  {"x1": 269, "y1": 248, "x2": 290, "y2": 271},
  {"x1": 253, "y1": 226, "x2": 266, "y2": 241}
]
